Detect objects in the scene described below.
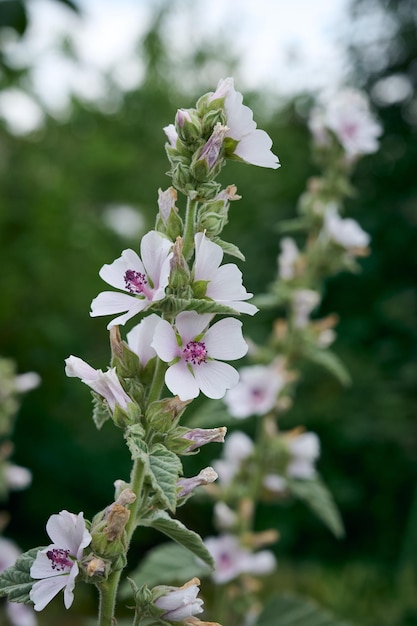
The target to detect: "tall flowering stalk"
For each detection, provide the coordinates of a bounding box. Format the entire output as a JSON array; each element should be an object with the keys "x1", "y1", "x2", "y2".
[
  {"x1": 125, "y1": 88, "x2": 381, "y2": 626},
  {"x1": 0, "y1": 78, "x2": 279, "y2": 626}
]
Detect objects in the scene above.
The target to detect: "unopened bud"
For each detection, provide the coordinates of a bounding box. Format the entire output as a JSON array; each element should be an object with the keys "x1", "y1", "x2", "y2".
[
  {"x1": 175, "y1": 108, "x2": 202, "y2": 144},
  {"x1": 169, "y1": 237, "x2": 191, "y2": 291},
  {"x1": 86, "y1": 557, "x2": 108, "y2": 578},
  {"x1": 104, "y1": 503, "x2": 130, "y2": 542}
]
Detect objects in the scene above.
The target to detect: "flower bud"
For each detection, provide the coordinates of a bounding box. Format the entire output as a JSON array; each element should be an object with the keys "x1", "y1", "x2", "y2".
[
  {"x1": 191, "y1": 123, "x2": 228, "y2": 181},
  {"x1": 169, "y1": 237, "x2": 191, "y2": 291},
  {"x1": 177, "y1": 467, "x2": 218, "y2": 500},
  {"x1": 175, "y1": 108, "x2": 203, "y2": 144},
  {"x1": 145, "y1": 396, "x2": 192, "y2": 432},
  {"x1": 110, "y1": 326, "x2": 141, "y2": 379},
  {"x1": 153, "y1": 578, "x2": 204, "y2": 622}
]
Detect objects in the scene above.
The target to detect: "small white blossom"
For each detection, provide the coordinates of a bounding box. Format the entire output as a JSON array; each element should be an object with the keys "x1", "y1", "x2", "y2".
[
  {"x1": 323, "y1": 205, "x2": 370, "y2": 250},
  {"x1": 213, "y1": 431, "x2": 254, "y2": 486},
  {"x1": 287, "y1": 431, "x2": 320, "y2": 479},
  {"x1": 154, "y1": 578, "x2": 204, "y2": 622},
  {"x1": 277, "y1": 237, "x2": 300, "y2": 281},
  {"x1": 5, "y1": 463, "x2": 32, "y2": 490},
  {"x1": 204, "y1": 534, "x2": 276, "y2": 584},
  {"x1": 65, "y1": 356, "x2": 131, "y2": 412},
  {"x1": 309, "y1": 88, "x2": 382, "y2": 160},
  {"x1": 151, "y1": 311, "x2": 248, "y2": 401},
  {"x1": 214, "y1": 501, "x2": 237, "y2": 529},
  {"x1": 193, "y1": 232, "x2": 257, "y2": 316},
  {"x1": 157, "y1": 187, "x2": 177, "y2": 223},
  {"x1": 90, "y1": 230, "x2": 173, "y2": 328},
  {"x1": 224, "y1": 364, "x2": 285, "y2": 419},
  {"x1": 163, "y1": 123, "x2": 178, "y2": 148},
  {"x1": 14, "y1": 372, "x2": 41, "y2": 393},
  {"x1": 30, "y1": 511, "x2": 92, "y2": 611},
  {"x1": 292, "y1": 289, "x2": 320, "y2": 328},
  {"x1": 209, "y1": 77, "x2": 280, "y2": 169}
]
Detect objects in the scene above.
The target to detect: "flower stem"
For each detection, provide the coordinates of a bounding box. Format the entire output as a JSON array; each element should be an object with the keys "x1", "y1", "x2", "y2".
[
  {"x1": 182, "y1": 196, "x2": 198, "y2": 260},
  {"x1": 147, "y1": 357, "x2": 167, "y2": 405}
]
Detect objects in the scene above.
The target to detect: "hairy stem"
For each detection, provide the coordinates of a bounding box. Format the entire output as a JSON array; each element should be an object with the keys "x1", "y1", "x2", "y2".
[{"x1": 182, "y1": 196, "x2": 198, "y2": 260}]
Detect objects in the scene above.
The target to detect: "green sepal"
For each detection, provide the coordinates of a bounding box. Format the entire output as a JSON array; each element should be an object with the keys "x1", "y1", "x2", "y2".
[
  {"x1": 138, "y1": 510, "x2": 214, "y2": 569},
  {"x1": 192, "y1": 280, "x2": 209, "y2": 298},
  {"x1": 157, "y1": 294, "x2": 240, "y2": 317},
  {"x1": 288, "y1": 477, "x2": 345, "y2": 538},
  {"x1": 111, "y1": 340, "x2": 142, "y2": 379},
  {"x1": 0, "y1": 546, "x2": 45, "y2": 604},
  {"x1": 212, "y1": 237, "x2": 245, "y2": 261},
  {"x1": 92, "y1": 393, "x2": 112, "y2": 430},
  {"x1": 223, "y1": 136, "x2": 239, "y2": 157},
  {"x1": 145, "y1": 397, "x2": 191, "y2": 433}
]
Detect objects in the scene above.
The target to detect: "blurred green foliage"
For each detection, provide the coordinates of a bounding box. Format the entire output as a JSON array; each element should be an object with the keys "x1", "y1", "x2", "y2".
[{"x1": 0, "y1": 1, "x2": 416, "y2": 624}]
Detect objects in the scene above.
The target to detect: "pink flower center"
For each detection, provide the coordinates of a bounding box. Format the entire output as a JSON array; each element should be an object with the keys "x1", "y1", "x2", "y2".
[
  {"x1": 124, "y1": 270, "x2": 148, "y2": 295},
  {"x1": 46, "y1": 548, "x2": 73, "y2": 571},
  {"x1": 183, "y1": 341, "x2": 208, "y2": 365}
]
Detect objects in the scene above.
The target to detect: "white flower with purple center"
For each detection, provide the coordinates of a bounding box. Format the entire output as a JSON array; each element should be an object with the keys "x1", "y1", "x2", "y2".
[
  {"x1": 30, "y1": 511, "x2": 92, "y2": 611},
  {"x1": 151, "y1": 311, "x2": 248, "y2": 401},
  {"x1": 90, "y1": 230, "x2": 173, "y2": 328},
  {"x1": 309, "y1": 88, "x2": 382, "y2": 160},
  {"x1": 209, "y1": 77, "x2": 280, "y2": 169},
  {"x1": 193, "y1": 232, "x2": 258, "y2": 316},
  {"x1": 65, "y1": 356, "x2": 132, "y2": 412},
  {"x1": 204, "y1": 534, "x2": 276, "y2": 584},
  {"x1": 224, "y1": 364, "x2": 285, "y2": 419}
]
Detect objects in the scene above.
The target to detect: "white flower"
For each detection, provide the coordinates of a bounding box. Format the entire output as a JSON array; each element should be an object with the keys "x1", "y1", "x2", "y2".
[
  {"x1": 30, "y1": 511, "x2": 92, "y2": 611},
  {"x1": 177, "y1": 467, "x2": 218, "y2": 498},
  {"x1": 213, "y1": 431, "x2": 254, "y2": 486},
  {"x1": 309, "y1": 88, "x2": 382, "y2": 160},
  {"x1": 5, "y1": 463, "x2": 32, "y2": 490},
  {"x1": 65, "y1": 356, "x2": 131, "y2": 412},
  {"x1": 209, "y1": 77, "x2": 280, "y2": 169},
  {"x1": 151, "y1": 311, "x2": 248, "y2": 401},
  {"x1": 277, "y1": 237, "x2": 300, "y2": 281},
  {"x1": 14, "y1": 372, "x2": 41, "y2": 393},
  {"x1": 323, "y1": 205, "x2": 370, "y2": 250},
  {"x1": 214, "y1": 501, "x2": 237, "y2": 529},
  {"x1": 193, "y1": 232, "x2": 257, "y2": 315},
  {"x1": 90, "y1": 230, "x2": 173, "y2": 328},
  {"x1": 154, "y1": 578, "x2": 204, "y2": 622},
  {"x1": 292, "y1": 289, "x2": 320, "y2": 328},
  {"x1": 204, "y1": 534, "x2": 276, "y2": 584},
  {"x1": 163, "y1": 123, "x2": 178, "y2": 148},
  {"x1": 126, "y1": 313, "x2": 160, "y2": 367},
  {"x1": 224, "y1": 364, "x2": 285, "y2": 418},
  {"x1": 157, "y1": 187, "x2": 177, "y2": 223},
  {"x1": 287, "y1": 431, "x2": 320, "y2": 479}
]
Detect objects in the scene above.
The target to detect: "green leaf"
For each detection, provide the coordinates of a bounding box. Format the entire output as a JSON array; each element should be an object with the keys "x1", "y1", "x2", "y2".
[
  {"x1": 148, "y1": 444, "x2": 183, "y2": 513},
  {"x1": 288, "y1": 477, "x2": 344, "y2": 538},
  {"x1": 120, "y1": 542, "x2": 211, "y2": 597},
  {"x1": 256, "y1": 593, "x2": 354, "y2": 626},
  {"x1": 212, "y1": 237, "x2": 245, "y2": 261},
  {"x1": 159, "y1": 295, "x2": 241, "y2": 316},
  {"x1": 0, "y1": 547, "x2": 44, "y2": 604},
  {"x1": 125, "y1": 424, "x2": 147, "y2": 460},
  {"x1": 139, "y1": 510, "x2": 214, "y2": 569},
  {"x1": 303, "y1": 348, "x2": 351, "y2": 386}
]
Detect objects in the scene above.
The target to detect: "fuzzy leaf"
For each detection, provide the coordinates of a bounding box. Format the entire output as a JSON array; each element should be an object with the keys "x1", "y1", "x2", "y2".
[
  {"x1": 120, "y1": 542, "x2": 211, "y2": 597},
  {"x1": 303, "y1": 348, "x2": 351, "y2": 386},
  {"x1": 139, "y1": 510, "x2": 214, "y2": 569},
  {"x1": 148, "y1": 444, "x2": 183, "y2": 513},
  {"x1": 125, "y1": 424, "x2": 147, "y2": 460},
  {"x1": 288, "y1": 477, "x2": 344, "y2": 538},
  {"x1": 0, "y1": 547, "x2": 44, "y2": 604},
  {"x1": 256, "y1": 593, "x2": 353, "y2": 626},
  {"x1": 91, "y1": 392, "x2": 112, "y2": 429},
  {"x1": 212, "y1": 237, "x2": 245, "y2": 261},
  {"x1": 159, "y1": 295, "x2": 240, "y2": 316}
]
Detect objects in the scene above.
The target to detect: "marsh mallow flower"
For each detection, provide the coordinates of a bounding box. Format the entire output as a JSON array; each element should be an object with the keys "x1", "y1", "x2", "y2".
[
  {"x1": 209, "y1": 77, "x2": 280, "y2": 169},
  {"x1": 90, "y1": 230, "x2": 173, "y2": 328},
  {"x1": 224, "y1": 364, "x2": 285, "y2": 418},
  {"x1": 151, "y1": 311, "x2": 248, "y2": 401},
  {"x1": 323, "y1": 205, "x2": 370, "y2": 250},
  {"x1": 30, "y1": 511, "x2": 92, "y2": 611},
  {"x1": 65, "y1": 356, "x2": 131, "y2": 412},
  {"x1": 204, "y1": 534, "x2": 276, "y2": 584},
  {"x1": 193, "y1": 232, "x2": 257, "y2": 316},
  {"x1": 154, "y1": 578, "x2": 204, "y2": 622}
]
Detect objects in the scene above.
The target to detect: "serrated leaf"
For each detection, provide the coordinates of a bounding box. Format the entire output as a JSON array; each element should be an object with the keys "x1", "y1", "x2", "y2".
[
  {"x1": 148, "y1": 444, "x2": 183, "y2": 513},
  {"x1": 125, "y1": 424, "x2": 147, "y2": 460},
  {"x1": 303, "y1": 348, "x2": 351, "y2": 386},
  {"x1": 256, "y1": 593, "x2": 354, "y2": 626},
  {"x1": 120, "y1": 542, "x2": 211, "y2": 597},
  {"x1": 160, "y1": 295, "x2": 241, "y2": 317},
  {"x1": 288, "y1": 477, "x2": 344, "y2": 538},
  {"x1": 212, "y1": 237, "x2": 245, "y2": 261},
  {"x1": 139, "y1": 510, "x2": 214, "y2": 569},
  {"x1": 0, "y1": 547, "x2": 44, "y2": 604}
]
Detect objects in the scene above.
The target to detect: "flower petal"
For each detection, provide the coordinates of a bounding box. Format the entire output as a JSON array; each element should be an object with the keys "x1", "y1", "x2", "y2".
[
  {"x1": 65, "y1": 356, "x2": 97, "y2": 381},
  {"x1": 204, "y1": 318, "x2": 248, "y2": 360},
  {"x1": 127, "y1": 314, "x2": 160, "y2": 366},
  {"x1": 193, "y1": 361, "x2": 239, "y2": 399},
  {"x1": 63, "y1": 562, "x2": 78, "y2": 609},
  {"x1": 194, "y1": 232, "x2": 223, "y2": 280},
  {"x1": 151, "y1": 319, "x2": 180, "y2": 362},
  {"x1": 234, "y1": 129, "x2": 280, "y2": 169},
  {"x1": 140, "y1": 230, "x2": 172, "y2": 293},
  {"x1": 90, "y1": 292, "x2": 146, "y2": 328},
  {"x1": 99, "y1": 249, "x2": 144, "y2": 290},
  {"x1": 165, "y1": 361, "x2": 200, "y2": 401},
  {"x1": 46, "y1": 511, "x2": 90, "y2": 557},
  {"x1": 30, "y1": 576, "x2": 69, "y2": 611},
  {"x1": 175, "y1": 311, "x2": 213, "y2": 344}
]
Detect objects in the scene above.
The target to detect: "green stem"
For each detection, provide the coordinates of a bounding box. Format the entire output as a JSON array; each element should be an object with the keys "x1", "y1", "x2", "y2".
[
  {"x1": 147, "y1": 357, "x2": 167, "y2": 405},
  {"x1": 182, "y1": 196, "x2": 198, "y2": 260}
]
